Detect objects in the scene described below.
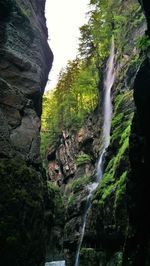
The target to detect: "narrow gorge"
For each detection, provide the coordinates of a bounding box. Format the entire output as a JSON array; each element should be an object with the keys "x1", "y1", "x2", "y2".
[{"x1": 0, "y1": 0, "x2": 150, "y2": 266}]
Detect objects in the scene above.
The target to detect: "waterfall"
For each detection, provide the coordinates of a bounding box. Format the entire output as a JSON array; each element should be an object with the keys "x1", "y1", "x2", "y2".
[
  {"x1": 97, "y1": 35, "x2": 115, "y2": 181},
  {"x1": 74, "y1": 36, "x2": 115, "y2": 266},
  {"x1": 74, "y1": 194, "x2": 92, "y2": 266}
]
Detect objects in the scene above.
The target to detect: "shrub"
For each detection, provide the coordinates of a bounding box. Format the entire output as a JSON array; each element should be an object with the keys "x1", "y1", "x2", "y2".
[
  {"x1": 136, "y1": 35, "x2": 150, "y2": 51},
  {"x1": 76, "y1": 153, "x2": 91, "y2": 166}
]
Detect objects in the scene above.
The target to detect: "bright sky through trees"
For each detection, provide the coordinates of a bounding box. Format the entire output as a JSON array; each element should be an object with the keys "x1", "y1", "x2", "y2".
[{"x1": 45, "y1": 0, "x2": 90, "y2": 91}]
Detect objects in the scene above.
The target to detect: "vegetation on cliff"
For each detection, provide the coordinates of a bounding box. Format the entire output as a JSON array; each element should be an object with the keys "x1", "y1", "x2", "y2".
[
  {"x1": 41, "y1": 58, "x2": 99, "y2": 156},
  {"x1": 41, "y1": 0, "x2": 145, "y2": 156},
  {"x1": 41, "y1": 0, "x2": 150, "y2": 265}
]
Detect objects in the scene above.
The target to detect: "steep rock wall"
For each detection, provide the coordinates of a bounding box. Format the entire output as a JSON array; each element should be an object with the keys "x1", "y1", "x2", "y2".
[
  {"x1": 78, "y1": 18, "x2": 146, "y2": 266},
  {"x1": 122, "y1": 0, "x2": 150, "y2": 264},
  {"x1": 77, "y1": 1, "x2": 150, "y2": 265},
  {"x1": 0, "y1": 1, "x2": 53, "y2": 265},
  {"x1": 0, "y1": 0, "x2": 53, "y2": 161}
]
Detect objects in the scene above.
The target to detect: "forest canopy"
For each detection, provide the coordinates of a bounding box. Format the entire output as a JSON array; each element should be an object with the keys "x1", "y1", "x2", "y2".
[{"x1": 41, "y1": 58, "x2": 99, "y2": 156}]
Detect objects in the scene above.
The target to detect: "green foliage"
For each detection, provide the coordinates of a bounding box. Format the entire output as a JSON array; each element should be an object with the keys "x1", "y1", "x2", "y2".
[
  {"x1": 114, "y1": 2, "x2": 144, "y2": 53},
  {"x1": 41, "y1": 0, "x2": 143, "y2": 158},
  {"x1": 76, "y1": 153, "x2": 91, "y2": 166},
  {"x1": 41, "y1": 59, "x2": 98, "y2": 156},
  {"x1": 136, "y1": 35, "x2": 150, "y2": 51},
  {"x1": 79, "y1": 0, "x2": 115, "y2": 63},
  {"x1": 79, "y1": 0, "x2": 142, "y2": 63},
  {"x1": 67, "y1": 193, "x2": 76, "y2": 206},
  {"x1": 80, "y1": 248, "x2": 100, "y2": 266}
]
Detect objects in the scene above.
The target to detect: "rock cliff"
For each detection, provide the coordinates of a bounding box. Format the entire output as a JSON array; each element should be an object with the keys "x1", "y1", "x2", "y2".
[
  {"x1": 0, "y1": 0, "x2": 53, "y2": 265},
  {"x1": 123, "y1": 0, "x2": 150, "y2": 264}
]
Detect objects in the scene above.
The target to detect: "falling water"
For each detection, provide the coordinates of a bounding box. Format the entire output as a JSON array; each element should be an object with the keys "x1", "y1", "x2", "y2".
[
  {"x1": 74, "y1": 36, "x2": 115, "y2": 266},
  {"x1": 97, "y1": 35, "x2": 115, "y2": 181},
  {"x1": 45, "y1": 261, "x2": 65, "y2": 266},
  {"x1": 74, "y1": 194, "x2": 92, "y2": 266}
]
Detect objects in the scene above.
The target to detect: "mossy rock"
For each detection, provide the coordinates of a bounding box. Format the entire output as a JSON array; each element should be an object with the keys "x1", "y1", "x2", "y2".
[
  {"x1": 66, "y1": 175, "x2": 92, "y2": 194},
  {"x1": 46, "y1": 182, "x2": 65, "y2": 261},
  {"x1": 0, "y1": 158, "x2": 47, "y2": 266},
  {"x1": 107, "y1": 252, "x2": 123, "y2": 266},
  {"x1": 80, "y1": 248, "x2": 122, "y2": 266},
  {"x1": 90, "y1": 89, "x2": 133, "y2": 248},
  {"x1": 47, "y1": 181, "x2": 64, "y2": 221},
  {"x1": 80, "y1": 248, "x2": 101, "y2": 266}
]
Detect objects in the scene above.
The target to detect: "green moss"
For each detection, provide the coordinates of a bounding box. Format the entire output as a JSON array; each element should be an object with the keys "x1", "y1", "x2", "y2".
[
  {"x1": 102, "y1": 183, "x2": 117, "y2": 201},
  {"x1": 76, "y1": 153, "x2": 91, "y2": 166},
  {"x1": 80, "y1": 248, "x2": 100, "y2": 266},
  {"x1": 0, "y1": 158, "x2": 47, "y2": 266},
  {"x1": 114, "y1": 136, "x2": 129, "y2": 170},
  {"x1": 111, "y1": 90, "x2": 134, "y2": 146},
  {"x1": 91, "y1": 88, "x2": 133, "y2": 241},
  {"x1": 120, "y1": 124, "x2": 131, "y2": 144},
  {"x1": 47, "y1": 180, "x2": 60, "y2": 195},
  {"x1": 94, "y1": 137, "x2": 129, "y2": 205},
  {"x1": 115, "y1": 171, "x2": 127, "y2": 208},
  {"x1": 107, "y1": 252, "x2": 123, "y2": 266},
  {"x1": 47, "y1": 181, "x2": 64, "y2": 219},
  {"x1": 67, "y1": 193, "x2": 76, "y2": 206},
  {"x1": 66, "y1": 175, "x2": 92, "y2": 193}
]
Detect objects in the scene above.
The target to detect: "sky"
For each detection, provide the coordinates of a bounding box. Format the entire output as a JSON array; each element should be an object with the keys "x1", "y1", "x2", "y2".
[{"x1": 45, "y1": 0, "x2": 90, "y2": 91}]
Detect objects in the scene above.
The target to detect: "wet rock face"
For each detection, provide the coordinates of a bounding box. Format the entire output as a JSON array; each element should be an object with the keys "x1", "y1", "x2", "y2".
[
  {"x1": 120, "y1": 2, "x2": 150, "y2": 265},
  {"x1": 139, "y1": 0, "x2": 150, "y2": 35},
  {"x1": 46, "y1": 128, "x2": 97, "y2": 264},
  {"x1": 0, "y1": 0, "x2": 53, "y2": 162},
  {"x1": 123, "y1": 48, "x2": 150, "y2": 265},
  {"x1": 47, "y1": 129, "x2": 96, "y2": 185},
  {"x1": 0, "y1": 0, "x2": 53, "y2": 265}
]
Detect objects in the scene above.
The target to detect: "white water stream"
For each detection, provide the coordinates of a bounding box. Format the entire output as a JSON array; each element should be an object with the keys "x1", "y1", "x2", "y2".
[
  {"x1": 74, "y1": 36, "x2": 115, "y2": 266},
  {"x1": 97, "y1": 35, "x2": 115, "y2": 181}
]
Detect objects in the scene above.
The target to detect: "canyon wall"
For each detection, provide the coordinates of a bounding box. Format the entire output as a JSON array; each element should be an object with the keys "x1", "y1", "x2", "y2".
[{"x1": 0, "y1": 0, "x2": 53, "y2": 265}]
